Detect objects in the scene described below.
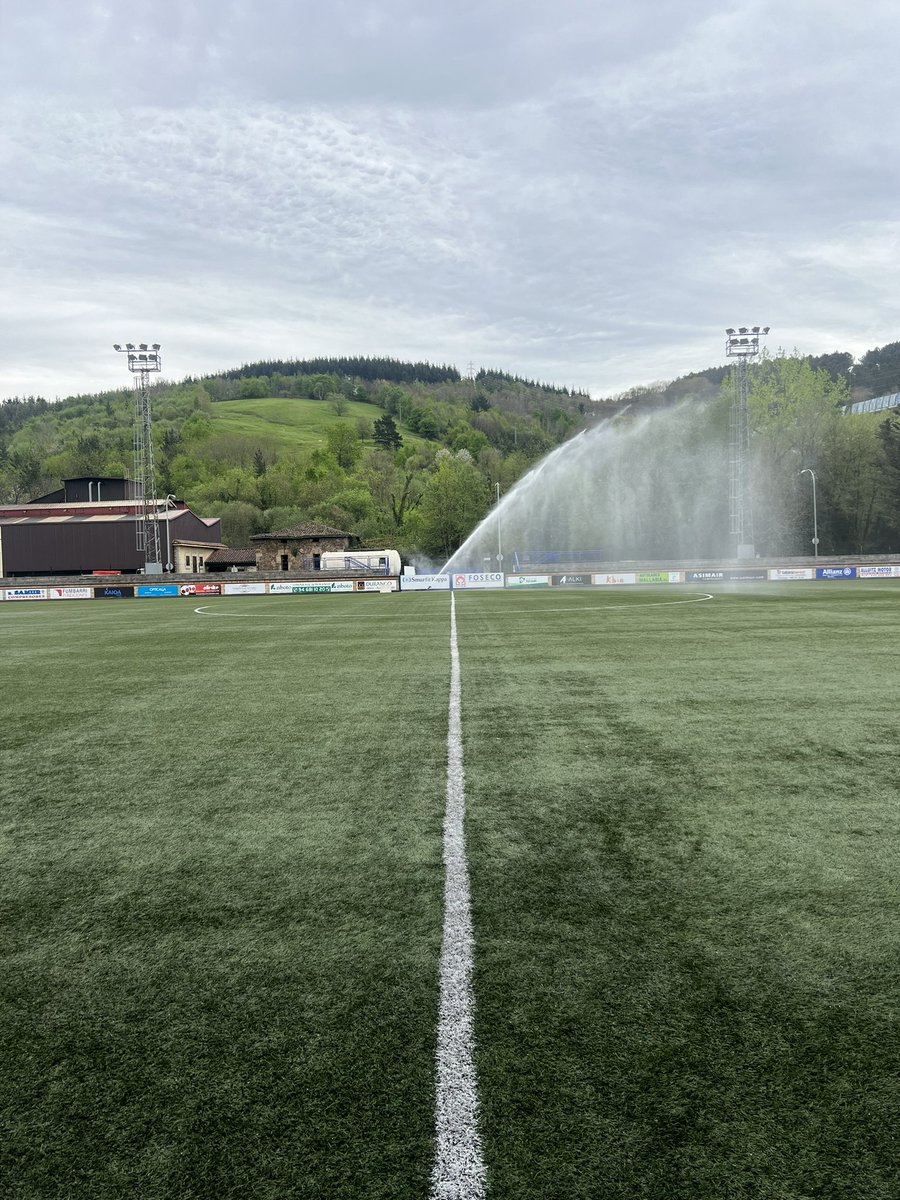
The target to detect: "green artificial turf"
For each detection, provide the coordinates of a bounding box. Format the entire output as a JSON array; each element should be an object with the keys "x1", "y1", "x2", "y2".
[
  {"x1": 2, "y1": 584, "x2": 899, "y2": 1199},
  {"x1": 0, "y1": 596, "x2": 450, "y2": 1199},
  {"x1": 456, "y1": 584, "x2": 900, "y2": 1199}
]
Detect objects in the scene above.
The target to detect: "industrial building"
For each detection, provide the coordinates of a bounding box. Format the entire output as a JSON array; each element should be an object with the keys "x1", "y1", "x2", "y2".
[{"x1": 0, "y1": 477, "x2": 221, "y2": 577}]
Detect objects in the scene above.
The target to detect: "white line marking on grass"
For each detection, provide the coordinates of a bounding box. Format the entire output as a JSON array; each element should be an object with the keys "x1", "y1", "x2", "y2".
[
  {"x1": 486, "y1": 591, "x2": 715, "y2": 615},
  {"x1": 431, "y1": 591, "x2": 486, "y2": 1200}
]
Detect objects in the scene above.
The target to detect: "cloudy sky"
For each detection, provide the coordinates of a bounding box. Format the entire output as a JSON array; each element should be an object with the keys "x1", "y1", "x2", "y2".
[{"x1": 3, "y1": 0, "x2": 899, "y2": 402}]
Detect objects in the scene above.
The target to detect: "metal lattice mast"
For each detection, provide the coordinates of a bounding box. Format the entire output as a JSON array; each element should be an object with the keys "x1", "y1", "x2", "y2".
[
  {"x1": 114, "y1": 342, "x2": 163, "y2": 572},
  {"x1": 725, "y1": 325, "x2": 768, "y2": 558}
]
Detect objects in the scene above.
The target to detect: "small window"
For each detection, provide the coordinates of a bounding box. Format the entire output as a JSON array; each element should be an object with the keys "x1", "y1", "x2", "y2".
[{"x1": 199, "y1": 557, "x2": 204, "y2": 566}]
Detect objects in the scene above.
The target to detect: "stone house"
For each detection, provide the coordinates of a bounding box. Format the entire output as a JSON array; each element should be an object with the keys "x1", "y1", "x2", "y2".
[{"x1": 250, "y1": 523, "x2": 354, "y2": 572}]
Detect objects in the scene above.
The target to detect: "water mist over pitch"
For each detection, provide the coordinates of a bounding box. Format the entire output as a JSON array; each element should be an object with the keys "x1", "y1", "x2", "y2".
[{"x1": 443, "y1": 401, "x2": 773, "y2": 573}]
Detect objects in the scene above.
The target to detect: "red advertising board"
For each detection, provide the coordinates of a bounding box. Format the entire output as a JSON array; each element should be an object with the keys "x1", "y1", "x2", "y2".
[{"x1": 179, "y1": 582, "x2": 222, "y2": 596}]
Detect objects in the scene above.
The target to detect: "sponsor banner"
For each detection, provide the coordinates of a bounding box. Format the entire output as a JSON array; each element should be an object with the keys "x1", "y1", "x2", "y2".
[
  {"x1": 858, "y1": 565, "x2": 899, "y2": 578},
  {"x1": 593, "y1": 573, "x2": 637, "y2": 586},
  {"x1": 358, "y1": 579, "x2": 398, "y2": 592},
  {"x1": 687, "y1": 570, "x2": 725, "y2": 582},
  {"x1": 768, "y1": 568, "x2": 814, "y2": 581},
  {"x1": 637, "y1": 571, "x2": 682, "y2": 584},
  {"x1": 400, "y1": 574, "x2": 451, "y2": 591},
  {"x1": 179, "y1": 582, "x2": 223, "y2": 596},
  {"x1": 507, "y1": 575, "x2": 550, "y2": 588},
  {"x1": 269, "y1": 581, "x2": 355, "y2": 594},
  {"x1": 451, "y1": 572, "x2": 505, "y2": 590},
  {"x1": 136, "y1": 584, "x2": 180, "y2": 598},
  {"x1": 726, "y1": 569, "x2": 769, "y2": 582},
  {"x1": 551, "y1": 574, "x2": 593, "y2": 587},
  {"x1": 816, "y1": 566, "x2": 857, "y2": 580},
  {"x1": 48, "y1": 586, "x2": 93, "y2": 600},
  {"x1": 94, "y1": 585, "x2": 135, "y2": 599},
  {"x1": 222, "y1": 582, "x2": 266, "y2": 595},
  {"x1": 3, "y1": 587, "x2": 48, "y2": 601}
]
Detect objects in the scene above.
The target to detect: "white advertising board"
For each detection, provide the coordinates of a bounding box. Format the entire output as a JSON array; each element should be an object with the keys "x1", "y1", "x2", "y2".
[
  {"x1": 48, "y1": 586, "x2": 93, "y2": 600},
  {"x1": 268, "y1": 581, "x2": 354, "y2": 594},
  {"x1": 451, "y1": 573, "x2": 505, "y2": 590},
  {"x1": 222, "y1": 582, "x2": 267, "y2": 595},
  {"x1": 3, "y1": 587, "x2": 48, "y2": 601},
  {"x1": 400, "y1": 574, "x2": 451, "y2": 591},
  {"x1": 506, "y1": 575, "x2": 550, "y2": 588},
  {"x1": 593, "y1": 573, "x2": 637, "y2": 586},
  {"x1": 858, "y1": 565, "x2": 900, "y2": 578},
  {"x1": 361, "y1": 579, "x2": 398, "y2": 592},
  {"x1": 768, "y1": 568, "x2": 814, "y2": 581}
]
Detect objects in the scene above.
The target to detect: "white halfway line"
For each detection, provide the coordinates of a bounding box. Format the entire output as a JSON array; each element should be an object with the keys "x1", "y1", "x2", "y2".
[{"x1": 430, "y1": 591, "x2": 487, "y2": 1200}]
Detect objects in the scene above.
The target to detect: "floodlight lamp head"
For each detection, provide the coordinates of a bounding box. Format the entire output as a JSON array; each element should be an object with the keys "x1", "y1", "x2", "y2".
[
  {"x1": 139, "y1": 343, "x2": 148, "y2": 351},
  {"x1": 752, "y1": 326, "x2": 760, "y2": 334},
  {"x1": 151, "y1": 343, "x2": 161, "y2": 350},
  {"x1": 725, "y1": 327, "x2": 735, "y2": 335},
  {"x1": 113, "y1": 343, "x2": 122, "y2": 351},
  {"x1": 126, "y1": 343, "x2": 135, "y2": 350},
  {"x1": 739, "y1": 327, "x2": 748, "y2": 334},
  {"x1": 762, "y1": 326, "x2": 770, "y2": 334}
]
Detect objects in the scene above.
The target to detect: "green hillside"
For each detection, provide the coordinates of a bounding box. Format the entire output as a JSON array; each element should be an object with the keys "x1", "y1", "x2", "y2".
[
  {"x1": 2, "y1": 353, "x2": 899, "y2": 558},
  {"x1": 0, "y1": 364, "x2": 580, "y2": 555}
]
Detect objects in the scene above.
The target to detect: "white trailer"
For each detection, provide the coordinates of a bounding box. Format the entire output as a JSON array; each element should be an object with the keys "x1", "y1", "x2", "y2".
[{"x1": 319, "y1": 549, "x2": 402, "y2": 576}]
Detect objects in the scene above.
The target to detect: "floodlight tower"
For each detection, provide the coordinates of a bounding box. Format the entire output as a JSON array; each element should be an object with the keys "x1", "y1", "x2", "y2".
[
  {"x1": 113, "y1": 341, "x2": 164, "y2": 574},
  {"x1": 725, "y1": 325, "x2": 769, "y2": 559}
]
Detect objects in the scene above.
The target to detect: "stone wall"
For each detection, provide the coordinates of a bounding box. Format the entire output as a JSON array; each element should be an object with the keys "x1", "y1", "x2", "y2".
[{"x1": 254, "y1": 535, "x2": 350, "y2": 572}]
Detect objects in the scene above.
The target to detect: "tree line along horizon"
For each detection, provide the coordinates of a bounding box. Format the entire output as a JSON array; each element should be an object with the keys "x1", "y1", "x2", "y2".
[{"x1": 1, "y1": 347, "x2": 900, "y2": 560}]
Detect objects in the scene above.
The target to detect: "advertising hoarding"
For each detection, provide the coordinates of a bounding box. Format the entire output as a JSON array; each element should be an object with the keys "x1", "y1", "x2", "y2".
[
  {"x1": 358, "y1": 579, "x2": 398, "y2": 592},
  {"x1": 506, "y1": 575, "x2": 550, "y2": 588},
  {"x1": 768, "y1": 568, "x2": 814, "y2": 581},
  {"x1": 179, "y1": 583, "x2": 222, "y2": 596},
  {"x1": 686, "y1": 569, "x2": 768, "y2": 583},
  {"x1": 816, "y1": 566, "x2": 857, "y2": 580},
  {"x1": 222, "y1": 582, "x2": 266, "y2": 595},
  {"x1": 451, "y1": 573, "x2": 505, "y2": 589},
  {"x1": 94, "y1": 586, "x2": 135, "y2": 598},
  {"x1": 551, "y1": 574, "x2": 593, "y2": 586},
  {"x1": 858, "y1": 565, "x2": 900, "y2": 578},
  {"x1": 269, "y1": 581, "x2": 355, "y2": 594},
  {"x1": 399, "y1": 574, "x2": 451, "y2": 591},
  {"x1": 136, "y1": 584, "x2": 180, "y2": 598},
  {"x1": 726, "y1": 569, "x2": 769, "y2": 582},
  {"x1": 593, "y1": 573, "x2": 637, "y2": 586},
  {"x1": 3, "y1": 587, "x2": 48, "y2": 601},
  {"x1": 48, "y1": 586, "x2": 93, "y2": 600},
  {"x1": 637, "y1": 571, "x2": 682, "y2": 584}
]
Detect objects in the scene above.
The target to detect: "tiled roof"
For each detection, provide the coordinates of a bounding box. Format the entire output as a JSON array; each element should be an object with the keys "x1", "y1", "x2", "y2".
[
  {"x1": 251, "y1": 523, "x2": 350, "y2": 541},
  {"x1": 204, "y1": 546, "x2": 258, "y2": 565}
]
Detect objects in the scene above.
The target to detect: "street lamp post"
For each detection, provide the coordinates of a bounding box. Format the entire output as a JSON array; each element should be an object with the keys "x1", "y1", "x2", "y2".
[
  {"x1": 799, "y1": 468, "x2": 819, "y2": 556},
  {"x1": 163, "y1": 494, "x2": 177, "y2": 571}
]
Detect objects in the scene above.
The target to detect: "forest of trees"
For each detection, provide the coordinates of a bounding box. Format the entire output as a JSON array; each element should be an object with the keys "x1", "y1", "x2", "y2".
[{"x1": 2, "y1": 344, "x2": 899, "y2": 559}]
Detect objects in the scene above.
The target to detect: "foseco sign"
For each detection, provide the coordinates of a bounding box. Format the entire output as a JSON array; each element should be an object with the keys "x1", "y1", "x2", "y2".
[{"x1": 452, "y1": 573, "x2": 504, "y2": 589}]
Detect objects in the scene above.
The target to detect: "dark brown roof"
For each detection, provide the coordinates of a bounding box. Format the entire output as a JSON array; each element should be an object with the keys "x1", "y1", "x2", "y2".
[
  {"x1": 251, "y1": 523, "x2": 350, "y2": 541},
  {"x1": 205, "y1": 546, "x2": 258, "y2": 565}
]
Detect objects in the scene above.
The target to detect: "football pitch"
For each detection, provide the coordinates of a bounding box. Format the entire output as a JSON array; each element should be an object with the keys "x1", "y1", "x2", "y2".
[{"x1": 1, "y1": 584, "x2": 898, "y2": 1199}]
